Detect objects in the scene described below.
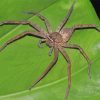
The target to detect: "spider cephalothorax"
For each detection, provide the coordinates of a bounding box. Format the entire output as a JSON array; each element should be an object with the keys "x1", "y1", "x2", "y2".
[
  {"x1": 0, "y1": 0, "x2": 100, "y2": 100},
  {"x1": 46, "y1": 32, "x2": 64, "y2": 47}
]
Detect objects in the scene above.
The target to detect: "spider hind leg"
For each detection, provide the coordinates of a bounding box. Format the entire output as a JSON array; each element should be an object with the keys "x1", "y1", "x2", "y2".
[{"x1": 64, "y1": 44, "x2": 91, "y2": 79}]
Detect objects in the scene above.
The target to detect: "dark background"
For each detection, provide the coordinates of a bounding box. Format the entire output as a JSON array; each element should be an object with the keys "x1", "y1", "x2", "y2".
[{"x1": 91, "y1": 0, "x2": 100, "y2": 19}]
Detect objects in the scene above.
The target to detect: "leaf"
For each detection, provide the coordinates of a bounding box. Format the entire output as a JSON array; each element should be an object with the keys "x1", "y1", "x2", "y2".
[{"x1": 0, "y1": 0, "x2": 100, "y2": 100}]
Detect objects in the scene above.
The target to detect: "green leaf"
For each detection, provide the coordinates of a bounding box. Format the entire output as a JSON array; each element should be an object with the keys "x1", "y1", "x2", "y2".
[{"x1": 0, "y1": 0, "x2": 100, "y2": 100}]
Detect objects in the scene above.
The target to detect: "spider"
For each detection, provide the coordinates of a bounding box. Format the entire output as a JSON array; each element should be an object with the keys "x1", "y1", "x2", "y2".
[{"x1": 0, "y1": 0, "x2": 100, "y2": 100}]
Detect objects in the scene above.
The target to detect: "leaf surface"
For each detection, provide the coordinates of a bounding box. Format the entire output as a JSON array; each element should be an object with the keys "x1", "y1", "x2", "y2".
[{"x1": 0, "y1": 0, "x2": 100, "y2": 100}]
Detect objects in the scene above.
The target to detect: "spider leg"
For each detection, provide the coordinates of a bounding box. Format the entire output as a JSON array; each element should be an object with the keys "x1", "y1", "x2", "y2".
[
  {"x1": 24, "y1": 12, "x2": 52, "y2": 45},
  {"x1": 57, "y1": 0, "x2": 76, "y2": 32},
  {"x1": 48, "y1": 47, "x2": 53, "y2": 56},
  {"x1": 0, "y1": 31, "x2": 46, "y2": 52},
  {"x1": 59, "y1": 47, "x2": 71, "y2": 100},
  {"x1": 63, "y1": 44, "x2": 91, "y2": 79},
  {"x1": 29, "y1": 47, "x2": 58, "y2": 90},
  {"x1": 0, "y1": 21, "x2": 46, "y2": 32},
  {"x1": 72, "y1": 24, "x2": 100, "y2": 32},
  {"x1": 25, "y1": 12, "x2": 52, "y2": 33}
]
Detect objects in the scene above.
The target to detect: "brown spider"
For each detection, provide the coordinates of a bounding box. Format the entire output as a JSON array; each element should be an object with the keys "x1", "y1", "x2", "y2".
[{"x1": 0, "y1": 0, "x2": 100, "y2": 100}]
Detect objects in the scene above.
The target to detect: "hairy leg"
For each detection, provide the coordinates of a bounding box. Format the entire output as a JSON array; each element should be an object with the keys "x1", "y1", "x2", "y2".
[
  {"x1": 64, "y1": 44, "x2": 91, "y2": 79},
  {"x1": 0, "y1": 31, "x2": 46, "y2": 52},
  {"x1": 59, "y1": 47, "x2": 71, "y2": 100},
  {"x1": 57, "y1": 0, "x2": 76, "y2": 32},
  {"x1": 24, "y1": 12, "x2": 52, "y2": 45},
  {"x1": 72, "y1": 24, "x2": 100, "y2": 31},
  {"x1": 29, "y1": 47, "x2": 59, "y2": 90},
  {"x1": 25, "y1": 12, "x2": 52, "y2": 33},
  {"x1": 0, "y1": 21, "x2": 46, "y2": 32}
]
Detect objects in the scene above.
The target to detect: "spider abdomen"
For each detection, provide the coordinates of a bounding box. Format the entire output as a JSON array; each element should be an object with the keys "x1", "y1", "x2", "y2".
[{"x1": 61, "y1": 28, "x2": 73, "y2": 42}]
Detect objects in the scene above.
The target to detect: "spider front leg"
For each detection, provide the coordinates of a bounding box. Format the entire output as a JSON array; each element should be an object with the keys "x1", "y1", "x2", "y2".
[
  {"x1": 63, "y1": 44, "x2": 91, "y2": 79},
  {"x1": 0, "y1": 31, "x2": 46, "y2": 52},
  {"x1": 29, "y1": 47, "x2": 58, "y2": 90},
  {"x1": 59, "y1": 47, "x2": 71, "y2": 100},
  {"x1": 0, "y1": 21, "x2": 46, "y2": 32},
  {"x1": 73, "y1": 24, "x2": 100, "y2": 31}
]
